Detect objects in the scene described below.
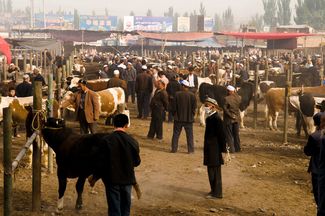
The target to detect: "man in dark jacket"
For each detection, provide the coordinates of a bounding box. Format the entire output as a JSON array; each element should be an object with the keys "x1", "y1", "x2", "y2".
[
  {"x1": 184, "y1": 66, "x2": 198, "y2": 93},
  {"x1": 223, "y1": 85, "x2": 241, "y2": 153},
  {"x1": 304, "y1": 112, "x2": 323, "y2": 206},
  {"x1": 125, "y1": 62, "x2": 137, "y2": 103},
  {"x1": 107, "y1": 70, "x2": 127, "y2": 94},
  {"x1": 203, "y1": 97, "x2": 226, "y2": 199},
  {"x1": 135, "y1": 66, "x2": 153, "y2": 119},
  {"x1": 32, "y1": 68, "x2": 46, "y2": 86},
  {"x1": 147, "y1": 80, "x2": 168, "y2": 141},
  {"x1": 318, "y1": 114, "x2": 325, "y2": 216},
  {"x1": 171, "y1": 80, "x2": 197, "y2": 153},
  {"x1": 90, "y1": 114, "x2": 141, "y2": 216},
  {"x1": 166, "y1": 74, "x2": 182, "y2": 122},
  {"x1": 16, "y1": 74, "x2": 33, "y2": 97}
]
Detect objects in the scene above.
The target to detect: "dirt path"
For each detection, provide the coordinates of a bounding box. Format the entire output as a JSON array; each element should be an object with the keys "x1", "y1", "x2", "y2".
[{"x1": 0, "y1": 104, "x2": 317, "y2": 216}]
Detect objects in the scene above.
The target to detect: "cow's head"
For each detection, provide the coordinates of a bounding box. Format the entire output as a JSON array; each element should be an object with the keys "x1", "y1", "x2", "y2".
[{"x1": 45, "y1": 117, "x2": 66, "y2": 129}]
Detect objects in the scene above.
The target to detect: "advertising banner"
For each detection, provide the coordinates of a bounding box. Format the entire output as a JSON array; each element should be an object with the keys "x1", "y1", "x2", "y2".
[
  {"x1": 133, "y1": 16, "x2": 173, "y2": 32},
  {"x1": 204, "y1": 17, "x2": 214, "y2": 32},
  {"x1": 123, "y1": 16, "x2": 134, "y2": 32},
  {"x1": 177, "y1": 17, "x2": 190, "y2": 32},
  {"x1": 79, "y1": 15, "x2": 118, "y2": 31}
]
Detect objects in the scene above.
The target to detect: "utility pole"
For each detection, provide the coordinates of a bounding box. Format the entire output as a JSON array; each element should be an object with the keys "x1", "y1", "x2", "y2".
[
  {"x1": 43, "y1": 0, "x2": 46, "y2": 29},
  {"x1": 30, "y1": 0, "x2": 34, "y2": 29}
]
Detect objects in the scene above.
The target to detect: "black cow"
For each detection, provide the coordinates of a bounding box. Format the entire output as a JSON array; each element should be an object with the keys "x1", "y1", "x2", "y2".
[
  {"x1": 198, "y1": 82, "x2": 254, "y2": 128},
  {"x1": 41, "y1": 118, "x2": 108, "y2": 213}
]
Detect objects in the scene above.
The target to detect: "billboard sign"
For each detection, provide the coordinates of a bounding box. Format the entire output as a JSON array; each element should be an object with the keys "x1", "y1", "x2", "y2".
[
  {"x1": 79, "y1": 15, "x2": 118, "y2": 31},
  {"x1": 133, "y1": 16, "x2": 173, "y2": 32},
  {"x1": 204, "y1": 17, "x2": 214, "y2": 32},
  {"x1": 177, "y1": 17, "x2": 190, "y2": 32},
  {"x1": 124, "y1": 16, "x2": 134, "y2": 32},
  {"x1": 34, "y1": 13, "x2": 74, "y2": 29}
]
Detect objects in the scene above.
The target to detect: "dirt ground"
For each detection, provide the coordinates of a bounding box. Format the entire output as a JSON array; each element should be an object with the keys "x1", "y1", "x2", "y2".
[{"x1": 0, "y1": 103, "x2": 317, "y2": 216}]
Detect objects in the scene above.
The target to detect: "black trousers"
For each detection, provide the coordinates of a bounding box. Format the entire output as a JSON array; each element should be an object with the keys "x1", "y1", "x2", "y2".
[
  {"x1": 77, "y1": 110, "x2": 97, "y2": 134},
  {"x1": 318, "y1": 173, "x2": 325, "y2": 216},
  {"x1": 207, "y1": 166, "x2": 222, "y2": 198},
  {"x1": 127, "y1": 81, "x2": 135, "y2": 103},
  {"x1": 312, "y1": 173, "x2": 319, "y2": 206},
  {"x1": 224, "y1": 122, "x2": 240, "y2": 153},
  {"x1": 147, "y1": 108, "x2": 164, "y2": 139},
  {"x1": 171, "y1": 121, "x2": 194, "y2": 153},
  {"x1": 137, "y1": 91, "x2": 150, "y2": 118}
]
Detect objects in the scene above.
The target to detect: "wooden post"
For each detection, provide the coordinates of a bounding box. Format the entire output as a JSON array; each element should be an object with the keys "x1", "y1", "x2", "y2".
[
  {"x1": 232, "y1": 60, "x2": 237, "y2": 86},
  {"x1": 23, "y1": 51, "x2": 27, "y2": 72},
  {"x1": 47, "y1": 73, "x2": 54, "y2": 174},
  {"x1": 265, "y1": 58, "x2": 269, "y2": 81},
  {"x1": 36, "y1": 52, "x2": 39, "y2": 67},
  {"x1": 253, "y1": 64, "x2": 259, "y2": 129},
  {"x1": 62, "y1": 65, "x2": 67, "y2": 89},
  {"x1": 56, "y1": 68, "x2": 62, "y2": 109},
  {"x1": 3, "y1": 107, "x2": 12, "y2": 216},
  {"x1": 32, "y1": 81, "x2": 42, "y2": 212},
  {"x1": 3, "y1": 57, "x2": 7, "y2": 81},
  {"x1": 66, "y1": 60, "x2": 70, "y2": 77},
  {"x1": 282, "y1": 60, "x2": 292, "y2": 145}
]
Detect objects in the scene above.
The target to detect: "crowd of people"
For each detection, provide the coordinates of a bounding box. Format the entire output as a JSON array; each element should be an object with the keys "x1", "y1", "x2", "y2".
[{"x1": 3, "y1": 47, "x2": 325, "y2": 215}]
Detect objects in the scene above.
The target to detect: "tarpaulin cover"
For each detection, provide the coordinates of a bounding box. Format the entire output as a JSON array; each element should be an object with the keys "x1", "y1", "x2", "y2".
[
  {"x1": 216, "y1": 32, "x2": 316, "y2": 40},
  {"x1": 137, "y1": 31, "x2": 214, "y2": 42},
  {"x1": 0, "y1": 36, "x2": 11, "y2": 63},
  {"x1": 8, "y1": 39, "x2": 61, "y2": 51},
  {"x1": 49, "y1": 30, "x2": 110, "y2": 42}
]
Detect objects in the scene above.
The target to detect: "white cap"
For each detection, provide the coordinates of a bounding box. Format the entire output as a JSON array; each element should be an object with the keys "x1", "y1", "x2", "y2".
[
  {"x1": 23, "y1": 74, "x2": 29, "y2": 79},
  {"x1": 181, "y1": 80, "x2": 190, "y2": 87},
  {"x1": 142, "y1": 65, "x2": 147, "y2": 70},
  {"x1": 127, "y1": 62, "x2": 132, "y2": 65},
  {"x1": 227, "y1": 85, "x2": 235, "y2": 91},
  {"x1": 118, "y1": 64, "x2": 126, "y2": 69},
  {"x1": 167, "y1": 65, "x2": 173, "y2": 69},
  {"x1": 114, "y1": 70, "x2": 120, "y2": 75},
  {"x1": 103, "y1": 64, "x2": 108, "y2": 68},
  {"x1": 211, "y1": 60, "x2": 216, "y2": 63}
]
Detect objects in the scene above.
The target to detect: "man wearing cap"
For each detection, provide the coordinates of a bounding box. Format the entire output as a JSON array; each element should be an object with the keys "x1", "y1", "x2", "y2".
[
  {"x1": 99, "y1": 65, "x2": 109, "y2": 78},
  {"x1": 32, "y1": 67, "x2": 46, "y2": 86},
  {"x1": 184, "y1": 66, "x2": 198, "y2": 93},
  {"x1": 61, "y1": 79, "x2": 100, "y2": 134},
  {"x1": 107, "y1": 70, "x2": 127, "y2": 94},
  {"x1": 147, "y1": 80, "x2": 169, "y2": 141},
  {"x1": 135, "y1": 67, "x2": 153, "y2": 119},
  {"x1": 16, "y1": 74, "x2": 32, "y2": 97},
  {"x1": 170, "y1": 80, "x2": 197, "y2": 153},
  {"x1": 7, "y1": 63, "x2": 19, "y2": 81},
  {"x1": 203, "y1": 97, "x2": 227, "y2": 199},
  {"x1": 223, "y1": 85, "x2": 241, "y2": 153},
  {"x1": 238, "y1": 63, "x2": 249, "y2": 84},
  {"x1": 125, "y1": 62, "x2": 137, "y2": 103}
]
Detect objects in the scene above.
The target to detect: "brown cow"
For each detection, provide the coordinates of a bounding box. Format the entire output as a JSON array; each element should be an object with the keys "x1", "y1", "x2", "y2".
[{"x1": 265, "y1": 86, "x2": 325, "y2": 130}]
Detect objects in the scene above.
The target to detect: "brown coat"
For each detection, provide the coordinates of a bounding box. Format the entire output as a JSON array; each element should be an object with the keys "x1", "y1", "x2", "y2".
[{"x1": 63, "y1": 89, "x2": 100, "y2": 123}]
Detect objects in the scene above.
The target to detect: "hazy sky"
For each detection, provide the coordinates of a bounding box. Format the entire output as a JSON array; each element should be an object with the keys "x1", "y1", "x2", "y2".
[{"x1": 13, "y1": 0, "x2": 297, "y2": 24}]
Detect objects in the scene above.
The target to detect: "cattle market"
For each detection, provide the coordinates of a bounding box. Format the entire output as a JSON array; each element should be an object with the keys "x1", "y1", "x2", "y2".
[{"x1": 0, "y1": 1, "x2": 325, "y2": 215}]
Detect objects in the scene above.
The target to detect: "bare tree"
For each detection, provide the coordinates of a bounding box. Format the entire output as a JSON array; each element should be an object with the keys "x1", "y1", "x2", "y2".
[
  {"x1": 199, "y1": 2, "x2": 206, "y2": 16},
  {"x1": 146, "y1": 9, "x2": 152, "y2": 17}
]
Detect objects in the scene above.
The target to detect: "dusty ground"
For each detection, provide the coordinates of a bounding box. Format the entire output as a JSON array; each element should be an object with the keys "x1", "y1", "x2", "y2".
[{"x1": 0, "y1": 103, "x2": 317, "y2": 216}]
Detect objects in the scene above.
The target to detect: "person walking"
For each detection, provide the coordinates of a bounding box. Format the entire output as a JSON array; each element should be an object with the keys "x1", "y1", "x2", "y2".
[
  {"x1": 304, "y1": 113, "x2": 323, "y2": 207},
  {"x1": 223, "y1": 85, "x2": 241, "y2": 153},
  {"x1": 61, "y1": 79, "x2": 100, "y2": 134},
  {"x1": 147, "y1": 80, "x2": 168, "y2": 141},
  {"x1": 203, "y1": 97, "x2": 227, "y2": 199},
  {"x1": 170, "y1": 80, "x2": 197, "y2": 153}
]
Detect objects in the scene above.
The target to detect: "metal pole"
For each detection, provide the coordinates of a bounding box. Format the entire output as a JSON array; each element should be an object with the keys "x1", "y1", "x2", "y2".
[
  {"x1": 3, "y1": 107, "x2": 12, "y2": 216},
  {"x1": 232, "y1": 59, "x2": 236, "y2": 86},
  {"x1": 253, "y1": 64, "x2": 259, "y2": 129},
  {"x1": 47, "y1": 73, "x2": 54, "y2": 174},
  {"x1": 32, "y1": 81, "x2": 42, "y2": 211},
  {"x1": 265, "y1": 58, "x2": 269, "y2": 81}
]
